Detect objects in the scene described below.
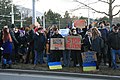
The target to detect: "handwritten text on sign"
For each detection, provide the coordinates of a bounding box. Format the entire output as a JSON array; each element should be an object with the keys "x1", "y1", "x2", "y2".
[
  {"x1": 50, "y1": 38, "x2": 65, "y2": 50},
  {"x1": 65, "y1": 36, "x2": 81, "y2": 50},
  {"x1": 81, "y1": 51, "x2": 97, "y2": 63}
]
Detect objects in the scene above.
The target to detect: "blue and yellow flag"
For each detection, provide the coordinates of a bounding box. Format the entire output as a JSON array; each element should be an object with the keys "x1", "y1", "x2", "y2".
[{"x1": 48, "y1": 62, "x2": 62, "y2": 70}]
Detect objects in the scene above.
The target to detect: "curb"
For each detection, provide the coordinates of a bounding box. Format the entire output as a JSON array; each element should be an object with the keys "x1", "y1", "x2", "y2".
[{"x1": 0, "y1": 69, "x2": 120, "y2": 79}]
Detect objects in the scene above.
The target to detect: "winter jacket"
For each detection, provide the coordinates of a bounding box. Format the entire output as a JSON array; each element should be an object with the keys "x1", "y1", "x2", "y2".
[
  {"x1": 98, "y1": 28, "x2": 108, "y2": 42},
  {"x1": 91, "y1": 36, "x2": 103, "y2": 53},
  {"x1": 83, "y1": 35, "x2": 92, "y2": 50},
  {"x1": 34, "y1": 33, "x2": 46, "y2": 52},
  {"x1": 2, "y1": 40, "x2": 12, "y2": 54},
  {"x1": 108, "y1": 32, "x2": 120, "y2": 50},
  {"x1": 51, "y1": 33, "x2": 63, "y2": 38}
]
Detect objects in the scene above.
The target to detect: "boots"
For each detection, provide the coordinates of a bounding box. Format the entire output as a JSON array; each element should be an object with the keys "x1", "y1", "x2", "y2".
[{"x1": 2, "y1": 64, "x2": 6, "y2": 69}]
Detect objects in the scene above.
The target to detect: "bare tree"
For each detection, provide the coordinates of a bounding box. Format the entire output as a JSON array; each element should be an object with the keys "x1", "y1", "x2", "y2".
[{"x1": 73, "y1": 0, "x2": 120, "y2": 27}]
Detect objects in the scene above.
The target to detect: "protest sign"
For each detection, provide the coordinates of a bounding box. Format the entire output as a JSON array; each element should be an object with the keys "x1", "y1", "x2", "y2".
[
  {"x1": 81, "y1": 51, "x2": 97, "y2": 71},
  {"x1": 59, "y1": 29, "x2": 70, "y2": 37},
  {"x1": 50, "y1": 38, "x2": 65, "y2": 50},
  {"x1": 65, "y1": 36, "x2": 81, "y2": 50}
]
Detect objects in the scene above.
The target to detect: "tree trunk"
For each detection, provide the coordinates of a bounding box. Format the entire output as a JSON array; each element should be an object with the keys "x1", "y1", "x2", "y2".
[{"x1": 109, "y1": 0, "x2": 113, "y2": 27}]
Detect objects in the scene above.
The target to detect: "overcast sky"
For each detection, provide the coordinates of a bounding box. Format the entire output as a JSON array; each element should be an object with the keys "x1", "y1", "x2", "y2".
[{"x1": 13, "y1": 0, "x2": 120, "y2": 18}]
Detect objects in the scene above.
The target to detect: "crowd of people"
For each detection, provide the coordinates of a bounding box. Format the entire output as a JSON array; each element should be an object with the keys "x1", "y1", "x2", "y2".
[{"x1": 0, "y1": 21, "x2": 120, "y2": 70}]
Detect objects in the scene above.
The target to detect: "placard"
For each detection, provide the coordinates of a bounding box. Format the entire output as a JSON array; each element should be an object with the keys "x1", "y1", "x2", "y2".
[
  {"x1": 81, "y1": 51, "x2": 97, "y2": 71},
  {"x1": 65, "y1": 36, "x2": 81, "y2": 50},
  {"x1": 50, "y1": 38, "x2": 65, "y2": 50}
]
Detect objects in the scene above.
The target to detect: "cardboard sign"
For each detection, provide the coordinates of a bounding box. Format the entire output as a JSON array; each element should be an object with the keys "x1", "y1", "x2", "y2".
[
  {"x1": 65, "y1": 36, "x2": 81, "y2": 50},
  {"x1": 81, "y1": 51, "x2": 97, "y2": 71},
  {"x1": 81, "y1": 51, "x2": 97, "y2": 63},
  {"x1": 74, "y1": 20, "x2": 86, "y2": 29},
  {"x1": 50, "y1": 38, "x2": 65, "y2": 50},
  {"x1": 48, "y1": 62, "x2": 62, "y2": 70}
]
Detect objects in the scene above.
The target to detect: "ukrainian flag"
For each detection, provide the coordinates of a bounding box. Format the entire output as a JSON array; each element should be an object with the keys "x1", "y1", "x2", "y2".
[
  {"x1": 48, "y1": 62, "x2": 62, "y2": 70},
  {"x1": 83, "y1": 62, "x2": 96, "y2": 71}
]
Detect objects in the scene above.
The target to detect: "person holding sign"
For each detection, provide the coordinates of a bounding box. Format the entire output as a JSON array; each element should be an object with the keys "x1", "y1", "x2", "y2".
[
  {"x1": 70, "y1": 28, "x2": 82, "y2": 67},
  {"x1": 51, "y1": 27, "x2": 63, "y2": 62}
]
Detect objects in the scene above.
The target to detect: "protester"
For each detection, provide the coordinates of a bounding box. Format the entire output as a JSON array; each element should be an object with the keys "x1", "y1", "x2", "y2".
[
  {"x1": 108, "y1": 26, "x2": 120, "y2": 69},
  {"x1": 18, "y1": 27, "x2": 27, "y2": 63},
  {"x1": 83, "y1": 30, "x2": 92, "y2": 51},
  {"x1": 14, "y1": 27, "x2": 20, "y2": 63},
  {"x1": 71, "y1": 28, "x2": 82, "y2": 67},
  {"x1": 63, "y1": 30, "x2": 71, "y2": 67},
  {"x1": 2, "y1": 26, "x2": 13, "y2": 68},
  {"x1": 34, "y1": 28, "x2": 46, "y2": 67},
  {"x1": 91, "y1": 27, "x2": 104, "y2": 70},
  {"x1": 0, "y1": 29, "x2": 3, "y2": 62},
  {"x1": 98, "y1": 21, "x2": 109, "y2": 66},
  {"x1": 51, "y1": 26, "x2": 63, "y2": 62},
  {"x1": 25, "y1": 25, "x2": 35, "y2": 64},
  {"x1": 9, "y1": 24, "x2": 19, "y2": 63}
]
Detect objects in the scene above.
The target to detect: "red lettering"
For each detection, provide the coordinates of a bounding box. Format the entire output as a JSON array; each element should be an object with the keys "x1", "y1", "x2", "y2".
[
  {"x1": 66, "y1": 43, "x2": 71, "y2": 48},
  {"x1": 67, "y1": 37, "x2": 71, "y2": 43}
]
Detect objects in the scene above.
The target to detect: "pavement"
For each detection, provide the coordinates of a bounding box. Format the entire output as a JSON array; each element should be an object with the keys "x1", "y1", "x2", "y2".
[
  {"x1": 0, "y1": 62, "x2": 120, "y2": 79},
  {"x1": 0, "y1": 72, "x2": 105, "y2": 80},
  {"x1": 0, "y1": 68, "x2": 120, "y2": 80}
]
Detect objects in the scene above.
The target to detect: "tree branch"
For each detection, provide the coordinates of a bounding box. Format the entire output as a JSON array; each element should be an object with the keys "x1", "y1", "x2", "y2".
[
  {"x1": 74, "y1": 0, "x2": 109, "y2": 16},
  {"x1": 112, "y1": 5, "x2": 120, "y2": 11},
  {"x1": 112, "y1": 0, "x2": 116, "y2": 3},
  {"x1": 112, "y1": 10, "x2": 120, "y2": 16},
  {"x1": 70, "y1": 6, "x2": 86, "y2": 12},
  {"x1": 98, "y1": 0, "x2": 109, "y2": 4}
]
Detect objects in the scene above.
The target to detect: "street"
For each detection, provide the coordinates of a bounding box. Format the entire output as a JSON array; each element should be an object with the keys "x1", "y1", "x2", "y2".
[{"x1": 0, "y1": 72, "x2": 106, "y2": 80}]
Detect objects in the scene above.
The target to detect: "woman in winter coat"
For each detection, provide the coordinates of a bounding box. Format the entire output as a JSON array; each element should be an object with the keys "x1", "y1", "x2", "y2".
[
  {"x1": 2, "y1": 26, "x2": 13, "y2": 68},
  {"x1": 91, "y1": 27, "x2": 103, "y2": 70}
]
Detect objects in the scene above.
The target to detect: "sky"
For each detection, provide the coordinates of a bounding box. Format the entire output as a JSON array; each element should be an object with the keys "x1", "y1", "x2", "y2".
[{"x1": 13, "y1": 0, "x2": 120, "y2": 18}]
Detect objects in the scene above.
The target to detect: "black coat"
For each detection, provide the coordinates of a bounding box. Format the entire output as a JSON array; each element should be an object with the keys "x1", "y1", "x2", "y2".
[
  {"x1": 34, "y1": 33, "x2": 46, "y2": 52},
  {"x1": 108, "y1": 32, "x2": 120, "y2": 50},
  {"x1": 91, "y1": 36, "x2": 102, "y2": 53}
]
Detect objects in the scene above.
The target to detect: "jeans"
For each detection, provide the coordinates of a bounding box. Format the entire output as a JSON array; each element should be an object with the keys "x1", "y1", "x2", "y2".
[
  {"x1": 26, "y1": 45, "x2": 34, "y2": 64},
  {"x1": 63, "y1": 50, "x2": 71, "y2": 67},
  {"x1": 111, "y1": 49, "x2": 120, "y2": 69},
  {"x1": 47, "y1": 54, "x2": 52, "y2": 63},
  {"x1": 2, "y1": 53, "x2": 12, "y2": 65},
  {"x1": 34, "y1": 50, "x2": 44, "y2": 64}
]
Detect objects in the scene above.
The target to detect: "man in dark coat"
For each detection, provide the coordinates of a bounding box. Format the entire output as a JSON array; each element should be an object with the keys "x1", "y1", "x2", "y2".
[
  {"x1": 34, "y1": 28, "x2": 46, "y2": 66},
  {"x1": 108, "y1": 26, "x2": 120, "y2": 69}
]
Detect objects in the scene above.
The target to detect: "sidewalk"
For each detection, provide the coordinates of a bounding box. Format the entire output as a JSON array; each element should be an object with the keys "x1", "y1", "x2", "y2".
[
  {"x1": 1, "y1": 63, "x2": 120, "y2": 76},
  {"x1": 0, "y1": 68, "x2": 120, "y2": 80}
]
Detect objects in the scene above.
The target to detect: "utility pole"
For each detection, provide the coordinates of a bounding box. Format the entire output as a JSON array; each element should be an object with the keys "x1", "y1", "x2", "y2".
[
  {"x1": 20, "y1": 12, "x2": 23, "y2": 28},
  {"x1": 43, "y1": 14, "x2": 45, "y2": 30},
  {"x1": 59, "y1": 19, "x2": 60, "y2": 29},
  {"x1": 32, "y1": 0, "x2": 36, "y2": 24},
  {"x1": 87, "y1": 0, "x2": 90, "y2": 26},
  {"x1": 11, "y1": 0, "x2": 14, "y2": 24}
]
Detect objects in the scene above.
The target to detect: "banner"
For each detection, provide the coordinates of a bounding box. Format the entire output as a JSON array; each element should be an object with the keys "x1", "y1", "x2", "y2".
[
  {"x1": 50, "y1": 38, "x2": 65, "y2": 50},
  {"x1": 59, "y1": 29, "x2": 70, "y2": 37},
  {"x1": 65, "y1": 36, "x2": 81, "y2": 50},
  {"x1": 81, "y1": 51, "x2": 97, "y2": 71}
]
